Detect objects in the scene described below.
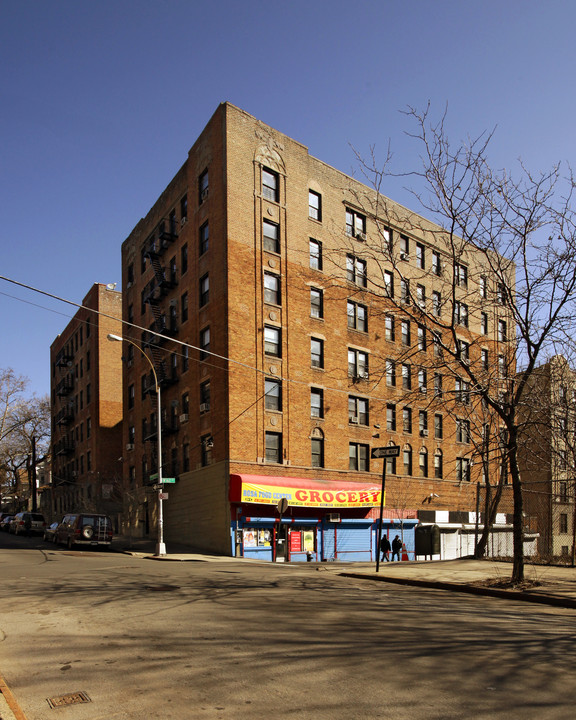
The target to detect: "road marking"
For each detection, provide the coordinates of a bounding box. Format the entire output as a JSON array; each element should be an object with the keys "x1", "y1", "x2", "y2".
[{"x1": 0, "y1": 671, "x2": 28, "y2": 720}]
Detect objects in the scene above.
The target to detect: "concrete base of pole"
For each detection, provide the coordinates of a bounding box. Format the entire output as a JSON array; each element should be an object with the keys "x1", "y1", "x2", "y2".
[{"x1": 154, "y1": 542, "x2": 167, "y2": 557}]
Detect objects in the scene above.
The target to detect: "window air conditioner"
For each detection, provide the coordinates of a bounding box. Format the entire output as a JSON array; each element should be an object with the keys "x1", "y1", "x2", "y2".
[
  {"x1": 181, "y1": 217, "x2": 187, "y2": 226},
  {"x1": 350, "y1": 416, "x2": 359, "y2": 424},
  {"x1": 126, "y1": 443, "x2": 134, "y2": 451},
  {"x1": 356, "y1": 231, "x2": 366, "y2": 241},
  {"x1": 327, "y1": 513, "x2": 341, "y2": 523},
  {"x1": 400, "y1": 252, "x2": 409, "y2": 261},
  {"x1": 420, "y1": 429, "x2": 429, "y2": 437},
  {"x1": 199, "y1": 403, "x2": 209, "y2": 413},
  {"x1": 179, "y1": 413, "x2": 189, "y2": 423}
]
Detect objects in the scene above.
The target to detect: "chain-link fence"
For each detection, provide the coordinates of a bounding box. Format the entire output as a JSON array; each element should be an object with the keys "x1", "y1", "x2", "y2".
[{"x1": 477, "y1": 482, "x2": 576, "y2": 565}]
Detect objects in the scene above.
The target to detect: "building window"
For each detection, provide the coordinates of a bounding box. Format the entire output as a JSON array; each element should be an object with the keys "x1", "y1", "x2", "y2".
[
  {"x1": 498, "y1": 319, "x2": 507, "y2": 342},
  {"x1": 432, "y1": 250, "x2": 442, "y2": 276},
  {"x1": 384, "y1": 270, "x2": 394, "y2": 298},
  {"x1": 182, "y1": 346, "x2": 189, "y2": 372},
  {"x1": 200, "y1": 381, "x2": 211, "y2": 412},
  {"x1": 455, "y1": 262, "x2": 468, "y2": 288},
  {"x1": 311, "y1": 287, "x2": 323, "y2": 318},
  {"x1": 349, "y1": 396, "x2": 369, "y2": 425},
  {"x1": 400, "y1": 234, "x2": 409, "y2": 260},
  {"x1": 181, "y1": 242, "x2": 188, "y2": 274},
  {"x1": 560, "y1": 513, "x2": 568, "y2": 534},
  {"x1": 347, "y1": 301, "x2": 367, "y2": 332},
  {"x1": 346, "y1": 255, "x2": 367, "y2": 287},
  {"x1": 403, "y1": 446, "x2": 413, "y2": 476},
  {"x1": 263, "y1": 219, "x2": 280, "y2": 254},
  {"x1": 311, "y1": 437, "x2": 324, "y2": 468},
  {"x1": 200, "y1": 327, "x2": 210, "y2": 360},
  {"x1": 402, "y1": 363, "x2": 412, "y2": 390},
  {"x1": 416, "y1": 242, "x2": 425, "y2": 269},
  {"x1": 498, "y1": 354, "x2": 506, "y2": 378},
  {"x1": 401, "y1": 320, "x2": 411, "y2": 347},
  {"x1": 403, "y1": 407, "x2": 412, "y2": 433},
  {"x1": 434, "y1": 372, "x2": 443, "y2": 397},
  {"x1": 416, "y1": 284, "x2": 426, "y2": 310},
  {"x1": 481, "y1": 312, "x2": 488, "y2": 335},
  {"x1": 181, "y1": 292, "x2": 188, "y2": 323},
  {"x1": 386, "y1": 404, "x2": 396, "y2": 432},
  {"x1": 385, "y1": 314, "x2": 395, "y2": 341},
  {"x1": 181, "y1": 392, "x2": 189, "y2": 415},
  {"x1": 128, "y1": 384, "x2": 134, "y2": 410},
  {"x1": 434, "y1": 451, "x2": 443, "y2": 479},
  {"x1": 265, "y1": 378, "x2": 282, "y2": 411},
  {"x1": 457, "y1": 419, "x2": 471, "y2": 443},
  {"x1": 455, "y1": 378, "x2": 470, "y2": 405},
  {"x1": 457, "y1": 457, "x2": 471, "y2": 482},
  {"x1": 262, "y1": 167, "x2": 279, "y2": 202},
  {"x1": 183, "y1": 443, "x2": 190, "y2": 473},
  {"x1": 480, "y1": 275, "x2": 487, "y2": 299},
  {"x1": 432, "y1": 291, "x2": 442, "y2": 317},
  {"x1": 418, "y1": 368, "x2": 427, "y2": 393},
  {"x1": 265, "y1": 432, "x2": 283, "y2": 463},
  {"x1": 496, "y1": 283, "x2": 506, "y2": 304},
  {"x1": 180, "y1": 194, "x2": 188, "y2": 223},
  {"x1": 349, "y1": 442, "x2": 369, "y2": 471},
  {"x1": 86, "y1": 417, "x2": 91, "y2": 438},
  {"x1": 434, "y1": 414, "x2": 443, "y2": 440},
  {"x1": 310, "y1": 239, "x2": 323, "y2": 270},
  {"x1": 417, "y1": 325, "x2": 426, "y2": 351},
  {"x1": 201, "y1": 435, "x2": 213, "y2": 466},
  {"x1": 311, "y1": 337, "x2": 324, "y2": 368},
  {"x1": 311, "y1": 388, "x2": 324, "y2": 418},
  {"x1": 199, "y1": 168, "x2": 209, "y2": 204},
  {"x1": 264, "y1": 326, "x2": 281, "y2": 357},
  {"x1": 454, "y1": 301, "x2": 468, "y2": 328},
  {"x1": 345, "y1": 208, "x2": 366, "y2": 239},
  {"x1": 199, "y1": 221, "x2": 209, "y2": 255},
  {"x1": 199, "y1": 274, "x2": 209, "y2": 307},
  {"x1": 419, "y1": 448, "x2": 428, "y2": 477},
  {"x1": 419, "y1": 410, "x2": 428, "y2": 437},
  {"x1": 457, "y1": 339, "x2": 470, "y2": 364},
  {"x1": 386, "y1": 359, "x2": 396, "y2": 387},
  {"x1": 481, "y1": 348, "x2": 489, "y2": 370},
  {"x1": 309, "y1": 190, "x2": 322, "y2": 221},
  {"x1": 400, "y1": 278, "x2": 410, "y2": 304},
  {"x1": 348, "y1": 348, "x2": 369, "y2": 379},
  {"x1": 264, "y1": 272, "x2": 281, "y2": 305}
]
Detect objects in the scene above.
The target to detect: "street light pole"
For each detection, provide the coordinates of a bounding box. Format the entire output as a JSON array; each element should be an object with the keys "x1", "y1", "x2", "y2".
[{"x1": 108, "y1": 333, "x2": 166, "y2": 556}]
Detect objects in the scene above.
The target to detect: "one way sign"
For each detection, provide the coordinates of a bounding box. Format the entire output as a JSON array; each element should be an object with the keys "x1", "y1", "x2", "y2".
[{"x1": 371, "y1": 445, "x2": 400, "y2": 459}]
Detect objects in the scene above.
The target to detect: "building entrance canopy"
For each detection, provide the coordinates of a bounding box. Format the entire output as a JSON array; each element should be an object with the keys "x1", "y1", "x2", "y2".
[{"x1": 229, "y1": 474, "x2": 382, "y2": 508}]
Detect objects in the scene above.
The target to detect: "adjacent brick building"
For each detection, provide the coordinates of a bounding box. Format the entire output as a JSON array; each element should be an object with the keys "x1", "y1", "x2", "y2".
[
  {"x1": 119, "y1": 103, "x2": 513, "y2": 560},
  {"x1": 50, "y1": 283, "x2": 123, "y2": 523}
]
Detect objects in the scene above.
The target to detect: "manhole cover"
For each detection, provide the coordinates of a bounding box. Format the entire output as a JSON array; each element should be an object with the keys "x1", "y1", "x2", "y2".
[{"x1": 47, "y1": 691, "x2": 91, "y2": 708}]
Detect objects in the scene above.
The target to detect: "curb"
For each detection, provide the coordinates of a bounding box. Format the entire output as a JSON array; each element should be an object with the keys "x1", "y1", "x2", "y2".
[{"x1": 338, "y1": 572, "x2": 576, "y2": 609}]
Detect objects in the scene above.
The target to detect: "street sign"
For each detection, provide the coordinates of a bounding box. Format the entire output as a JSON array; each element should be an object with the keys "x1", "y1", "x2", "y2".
[
  {"x1": 159, "y1": 492, "x2": 169, "y2": 500},
  {"x1": 371, "y1": 445, "x2": 400, "y2": 459},
  {"x1": 149, "y1": 473, "x2": 159, "y2": 482},
  {"x1": 161, "y1": 478, "x2": 176, "y2": 484},
  {"x1": 277, "y1": 497, "x2": 289, "y2": 514}
]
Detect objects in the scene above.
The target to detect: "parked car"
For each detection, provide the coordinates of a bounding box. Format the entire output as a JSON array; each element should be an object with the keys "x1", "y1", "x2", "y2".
[
  {"x1": 43, "y1": 521, "x2": 61, "y2": 543},
  {"x1": 55, "y1": 514, "x2": 113, "y2": 549},
  {"x1": 9, "y1": 512, "x2": 47, "y2": 536},
  {"x1": 0, "y1": 515, "x2": 13, "y2": 532}
]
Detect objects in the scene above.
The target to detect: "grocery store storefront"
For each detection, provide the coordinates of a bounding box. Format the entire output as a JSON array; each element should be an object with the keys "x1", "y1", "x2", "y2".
[{"x1": 228, "y1": 474, "x2": 388, "y2": 562}]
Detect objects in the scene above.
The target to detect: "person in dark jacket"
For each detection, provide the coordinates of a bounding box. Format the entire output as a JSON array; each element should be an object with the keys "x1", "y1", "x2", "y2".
[
  {"x1": 391, "y1": 535, "x2": 402, "y2": 561},
  {"x1": 380, "y1": 534, "x2": 391, "y2": 561}
]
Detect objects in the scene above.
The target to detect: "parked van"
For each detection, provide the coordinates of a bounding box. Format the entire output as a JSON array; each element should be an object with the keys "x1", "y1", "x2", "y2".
[{"x1": 55, "y1": 514, "x2": 113, "y2": 549}]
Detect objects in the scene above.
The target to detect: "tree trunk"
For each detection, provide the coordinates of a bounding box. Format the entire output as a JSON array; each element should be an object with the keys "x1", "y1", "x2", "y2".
[{"x1": 508, "y1": 431, "x2": 525, "y2": 584}]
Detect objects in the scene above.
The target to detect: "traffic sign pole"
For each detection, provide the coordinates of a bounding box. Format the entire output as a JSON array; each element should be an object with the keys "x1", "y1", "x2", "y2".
[{"x1": 371, "y1": 446, "x2": 400, "y2": 572}]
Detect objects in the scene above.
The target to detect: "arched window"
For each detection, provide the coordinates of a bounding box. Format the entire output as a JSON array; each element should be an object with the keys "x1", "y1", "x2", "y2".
[
  {"x1": 419, "y1": 447, "x2": 428, "y2": 478},
  {"x1": 434, "y1": 450, "x2": 443, "y2": 479},
  {"x1": 403, "y1": 445, "x2": 412, "y2": 476}
]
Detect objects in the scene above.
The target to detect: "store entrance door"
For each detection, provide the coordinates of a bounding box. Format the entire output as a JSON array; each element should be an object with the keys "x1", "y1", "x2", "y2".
[{"x1": 275, "y1": 525, "x2": 287, "y2": 562}]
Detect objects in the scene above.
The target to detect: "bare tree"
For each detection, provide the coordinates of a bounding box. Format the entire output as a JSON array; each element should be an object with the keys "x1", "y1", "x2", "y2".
[
  {"x1": 0, "y1": 369, "x2": 50, "y2": 510},
  {"x1": 332, "y1": 106, "x2": 576, "y2": 583}
]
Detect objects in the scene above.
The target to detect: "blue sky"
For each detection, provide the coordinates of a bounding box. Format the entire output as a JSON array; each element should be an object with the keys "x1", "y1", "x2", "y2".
[{"x1": 1, "y1": 0, "x2": 575, "y2": 397}]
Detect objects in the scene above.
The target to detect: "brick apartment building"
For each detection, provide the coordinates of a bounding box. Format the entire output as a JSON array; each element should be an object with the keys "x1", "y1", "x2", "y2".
[
  {"x1": 518, "y1": 355, "x2": 576, "y2": 560},
  {"x1": 50, "y1": 283, "x2": 123, "y2": 524},
  {"x1": 119, "y1": 102, "x2": 513, "y2": 561}
]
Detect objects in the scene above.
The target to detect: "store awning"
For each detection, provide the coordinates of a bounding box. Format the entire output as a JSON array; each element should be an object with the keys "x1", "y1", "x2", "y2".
[{"x1": 229, "y1": 474, "x2": 382, "y2": 508}]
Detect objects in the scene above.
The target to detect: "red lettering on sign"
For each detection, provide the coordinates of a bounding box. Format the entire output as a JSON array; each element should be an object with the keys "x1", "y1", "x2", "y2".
[
  {"x1": 295, "y1": 490, "x2": 308, "y2": 502},
  {"x1": 335, "y1": 492, "x2": 347, "y2": 503},
  {"x1": 308, "y1": 491, "x2": 321, "y2": 503},
  {"x1": 347, "y1": 492, "x2": 357, "y2": 503},
  {"x1": 322, "y1": 491, "x2": 334, "y2": 503}
]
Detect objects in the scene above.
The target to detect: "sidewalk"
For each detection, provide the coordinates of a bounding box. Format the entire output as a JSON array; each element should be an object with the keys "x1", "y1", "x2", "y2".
[{"x1": 112, "y1": 535, "x2": 576, "y2": 609}]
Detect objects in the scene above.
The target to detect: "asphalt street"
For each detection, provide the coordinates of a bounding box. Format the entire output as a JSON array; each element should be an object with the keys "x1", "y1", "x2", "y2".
[{"x1": 1, "y1": 532, "x2": 576, "y2": 720}]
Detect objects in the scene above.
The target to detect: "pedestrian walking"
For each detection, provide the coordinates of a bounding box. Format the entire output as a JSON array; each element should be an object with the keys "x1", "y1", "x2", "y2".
[
  {"x1": 380, "y1": 534, "x2": 391, "y2": 561},
  {"x1": 391, "y1": 535, "x2": 402, "y2": 561}
]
